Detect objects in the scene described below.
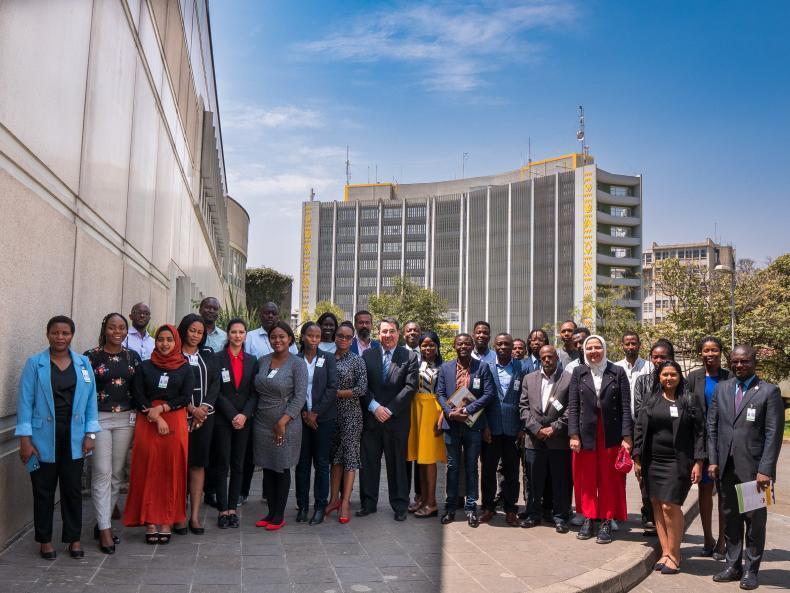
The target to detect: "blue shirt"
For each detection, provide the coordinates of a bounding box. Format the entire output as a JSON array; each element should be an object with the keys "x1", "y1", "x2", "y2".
[
  {"x1": 735, "y1": 374, "x2": 757, "y2": 394},
  {"x1": 204, "y1": 326, "x2": 227, "y2": 353},
  {"x1": 495, "y1": 360, "x2": 514, "y2": 398},
  {"x1": 704, "y1": 375, "x2": 719, "y2": 412}
]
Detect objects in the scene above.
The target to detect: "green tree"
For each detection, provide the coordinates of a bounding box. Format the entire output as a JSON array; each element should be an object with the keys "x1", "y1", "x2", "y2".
[
  {"x1": 369, "y1": 277, "x2": 456, "y2": 360},
  {"x1": 245, "y1": 267, "x2": 292, "y2": 319},
  {"x1": 309, "y1": 301, "x2": 347, "y2": 324},
  {"x1": 217, "y1": 287, "x2": 256, "y2": 330},
  {"x1": 576, "y1": 286, "x2": 640, "y2": 361}
]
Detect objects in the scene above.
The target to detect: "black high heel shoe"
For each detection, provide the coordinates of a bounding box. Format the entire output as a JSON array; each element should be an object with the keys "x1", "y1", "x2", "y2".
[
  {"x1": 39, "y1": 547, "x2": 57, "y2": 560},
  {"x1": 94, "y1": 524, "x2": 121, "y2": 544},
  {"x1": 188, "y1": 521, "x2": 204, "y2": 535},
  {"x1": 68, "y1": 544, "x2": 84, "y2": 559},
  {"x1": 309, "y1": 508, "x2": 325, "y2": 525}
]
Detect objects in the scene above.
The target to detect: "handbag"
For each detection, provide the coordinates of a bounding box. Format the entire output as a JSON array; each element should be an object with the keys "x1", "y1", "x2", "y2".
[{"x1": 614, "y1": 446, "x2": 633, "y2": 474}]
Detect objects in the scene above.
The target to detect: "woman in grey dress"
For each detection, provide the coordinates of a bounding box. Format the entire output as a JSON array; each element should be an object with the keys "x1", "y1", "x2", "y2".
[
  {"x1": 252, "y1": 321, "x2": 307, "y2": 531},
  {"x1": 326, "y1": 321, "x2": 368, "y2": 523}
]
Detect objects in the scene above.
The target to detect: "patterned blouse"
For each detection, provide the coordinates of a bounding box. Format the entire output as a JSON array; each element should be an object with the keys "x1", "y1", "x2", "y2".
[
  {"x1": 84, "y1": 347, "x2": 141, "y2": 413},
  {"x1": 418, "y1": 361, "x2": 439, "y2": 394},
  {"x1": 335, "y1": 350, "x2": 368, "y2": 399}
]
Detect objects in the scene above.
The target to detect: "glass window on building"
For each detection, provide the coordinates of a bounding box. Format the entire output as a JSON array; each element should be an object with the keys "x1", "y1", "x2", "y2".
[
  {"x1": 361, "y1": 208, "x2": 378, "y2": 220},
  {"x1": 406, "y1": 223, "x2": 426, "y2": 235},
  {"x1": 383, "y1": 242, "x2": 401, "y2": 253},
  {"x1": 383, "y1": 207, "x2": 401, "y2": 219},
  {"x1": 406, "y1": 206, "x2": 426, "y2": 218},
  {"x1": 610, "y1": 267, "x2": 627, "y2": 279},
  {"x1": 609, "y1": 185, "x2": 632, "y2": 197},
  {"x1": 383, "y1": 224, "x2": 401, "y2": 236},
  {"x1": 611, "y1": 226, "x2": 629, "y2": 238},
  {"x1": 406, "y1": 241, "x2": 425, "y2": 252},
  {"x1": 382, "y1": 260, "x2": 400, "y2": 271},
  {"x1": 360, "y1": 243, "x2": 377, "y2": 253},
  {"x1": 361, "y1": 226, "x2": 377, "y2": 236},
  {"x1": 613, "y1": 247, "x2": 630, "y2": 258},
  {"x1": 610, "y1": 206, "x2": 631, "y2": 217},
  {"x1": 644, "y1": 252, "x2": 653, "y2": 264}
]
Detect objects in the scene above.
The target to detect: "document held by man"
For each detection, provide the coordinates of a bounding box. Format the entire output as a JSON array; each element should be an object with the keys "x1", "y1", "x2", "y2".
[{"x1": 735, "y1": 480, "x2": 775, "y2": 514}]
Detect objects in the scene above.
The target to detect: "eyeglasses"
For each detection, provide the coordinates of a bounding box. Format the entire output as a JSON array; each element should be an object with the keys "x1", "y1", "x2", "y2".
[{"x1": 336, "y1": 334, "x2": 353, "y2": 341}]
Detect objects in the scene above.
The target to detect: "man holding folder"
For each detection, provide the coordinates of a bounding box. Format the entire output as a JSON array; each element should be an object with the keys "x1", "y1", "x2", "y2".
[{"x1": 707, "y1": 345, "x2": 784, "y2": 590}]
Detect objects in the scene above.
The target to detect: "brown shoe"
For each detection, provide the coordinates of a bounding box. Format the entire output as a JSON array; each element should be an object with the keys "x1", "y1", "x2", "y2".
[
  {"x1": 479, "y1": 510, "x2": 495, "y2": 523},
  {"x1": 505, "y1": 512, "x2": 519, "y2": 527}
]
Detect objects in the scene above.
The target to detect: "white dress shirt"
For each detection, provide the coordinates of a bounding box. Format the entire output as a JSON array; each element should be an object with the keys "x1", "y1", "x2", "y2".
[
  {"x1": 615, "y1": 357, "x2": 652, "y2": 404},
  {"x1": 123, "y1": 327, "x2": 155, "y2": 360},
  {"x1": 541, "y1": 370, "x2": 556, "y2": 412}
]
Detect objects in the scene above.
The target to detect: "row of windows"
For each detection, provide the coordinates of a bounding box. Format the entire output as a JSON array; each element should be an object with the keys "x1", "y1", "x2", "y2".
[
  {"x1": 406, "y1": 206, "x2": 425, "y2": 218},
  {"x1": 383, "y1": 207, "x2": 401, "y2": 219},
  {"x1": 609, "y1": 206, "x2": 631, "y2": 217},
  {"x1": 406, "y1": 241, "x2": 425, "y2": 252},
  {"x1": 407, "y1": 223, "x2": 425, "y2": 235},
  {"x1": 651, "y1": 248, "x2": 709, "y2": 261}
]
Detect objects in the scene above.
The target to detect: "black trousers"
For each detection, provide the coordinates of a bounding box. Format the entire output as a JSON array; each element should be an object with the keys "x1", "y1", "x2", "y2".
[
  {"x1": 240, "y1": 429, "x2": 257, "y2": 498},
  {"x1": 524, "y1": 448, "x2": 572, "y2": 523},
  {"x1": 720, "y1": 460, "x2": 767, "y2": 574},
  {"x1": 262, "y1": 468, "x2": 291, "y2": 523},
  {"x1": 359, "y1": 422, "x2": 409, "y2": 514},
  {"x1": 30, "y1": 423, "x2": 84, "y2": 543},
  {"x1": 481, "y1": 435, "x2": 520, "y2": 513},
  {"x1": 213, "y1": 418, "x2": 251, "y2": 512},
  {"x1": 295, "y1": 419, "x2": 334, "y2": 510}
]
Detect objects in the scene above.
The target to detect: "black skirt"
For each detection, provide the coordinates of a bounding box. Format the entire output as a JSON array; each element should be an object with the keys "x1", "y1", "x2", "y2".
[
  {"x1": 645, "y1": 454, "x2": 691, "y2": 506},
  {"x1": 188, "y1": 413, "x2": 215, "y2": 467}
]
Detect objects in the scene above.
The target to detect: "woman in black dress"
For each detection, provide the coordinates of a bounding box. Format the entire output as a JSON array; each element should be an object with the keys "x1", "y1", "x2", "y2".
[
  {"x1": 176, "y1": 314, "x2": 219, "y2": 535},
  {"x1": 633, "y1": 361, "x2": 705, "y2": 575},
  {"x1": 214, "y1": 318, "x2": 258, "y2": 528},
  {"x1": 326, "y1": 321, "x2": 368, "y2": 524}
]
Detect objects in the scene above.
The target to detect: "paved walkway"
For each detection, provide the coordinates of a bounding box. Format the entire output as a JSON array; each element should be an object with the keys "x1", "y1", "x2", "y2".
[
  {"x1": 0, "y1": 447, "x2": 784, "y2": 593},
  {"x1": 634, "y1": 445, "x2": 790, "y2": 593}
]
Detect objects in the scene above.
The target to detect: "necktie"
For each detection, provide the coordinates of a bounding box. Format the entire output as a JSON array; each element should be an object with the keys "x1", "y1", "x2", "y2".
[
  {"x1": 735, "y1": 382, "x2": 745, "y2": 413},
  {"x1": 383, "y1": 350, "x2": 391, "y2": 379}
]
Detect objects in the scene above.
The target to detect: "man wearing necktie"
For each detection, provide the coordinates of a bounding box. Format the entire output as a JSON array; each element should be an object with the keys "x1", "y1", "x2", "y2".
[
  {"x1": 358, "y1": 317, "x2": 419, "y2": 520},
  {"x1": 707, "y1": 345, "x2": 783, "y2": 591}
]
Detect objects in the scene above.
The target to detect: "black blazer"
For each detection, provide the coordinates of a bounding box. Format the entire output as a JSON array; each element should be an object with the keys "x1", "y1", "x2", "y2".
[
  {"x1": 214, "y1": 350, "x2": 259, "y2": 421},
  {"x1": 687, "y1": 366, "x2": 730, "y2": 416},
  {"x1": 297, "y1": 349, "x2": 338, "y2": 422},
  {"x1": 362, "y1": 345, "x2": 419, "y2": 431},
  {"x1": 568, "y1": 362, "x2": 633, "y2": 450},
  {"x1": 707, "y1": 376, "x2": 784, "y2": 480},
  {"x1": 520, "y1": 367, "x2": 572, "y2": 450},
  {"x1": 632, "y1": 388, "x2": 705, "y2": 480}
]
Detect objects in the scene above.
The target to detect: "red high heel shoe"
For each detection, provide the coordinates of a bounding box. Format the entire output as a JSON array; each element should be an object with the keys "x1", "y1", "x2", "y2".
[
  {"x1": 338, "y1": 502, "x2": 351, "y2": 524},
  {"x1": 325, "y1": 501, "x2": 341, "y2": 516},
  {"x1": 255, "y1": 517, "x2": 271, "y2": 528},
  {"x1": 265, "y1": 520, "x2": 286, "y2": 531}
]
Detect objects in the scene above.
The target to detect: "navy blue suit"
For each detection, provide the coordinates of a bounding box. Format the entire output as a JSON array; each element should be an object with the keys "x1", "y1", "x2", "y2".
[
  {"x1": 436, "y1": 359, "x2": 495, "y2": 512},
  {"x1": 480, "y1": 358, "x2": 526, "y2": 514},
  {"x1": 351, "y1": 338, "x2": 380, "y2": 356}
]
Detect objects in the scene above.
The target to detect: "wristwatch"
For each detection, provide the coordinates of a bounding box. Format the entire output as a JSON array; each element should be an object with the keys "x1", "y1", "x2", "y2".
[{"x1": 86, "y1": 433, "x2": 96, "y2": 440}]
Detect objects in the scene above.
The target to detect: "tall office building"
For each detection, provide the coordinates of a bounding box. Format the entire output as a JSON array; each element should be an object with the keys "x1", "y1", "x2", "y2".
[
  {"x1": 300, "y1": 154, "x2": 643, "y2": 335},
  {"x1": 642, "y1": 239, "x2": 735, "y2": 324},
  {"x1": 0, "y1": 0, "x2": 244, "y2": 544}
]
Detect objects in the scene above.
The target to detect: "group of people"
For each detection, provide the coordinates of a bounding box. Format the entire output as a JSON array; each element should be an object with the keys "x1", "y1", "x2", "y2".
[{"x1": 15, "y1": 305, "x2": 784, "y2": 591}]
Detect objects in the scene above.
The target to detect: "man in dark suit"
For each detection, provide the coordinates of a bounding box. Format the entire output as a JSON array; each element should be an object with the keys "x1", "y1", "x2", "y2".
[
  {"x1": 479, "y1": 333, "x2": 525, "y2": 526},
  {"x1": 357, "y1": 317, "x2": 419, "y2": 520},
  {"x1": 521, "y1": 345, "x2": 573, "y2": 532},
  {"x1": 436, "y1": 333, "x2": 495, "y2": 527},
  {"x1": 351, "y1": 310, "x2": 380, "y2": 355},
  {"x1": 708, "y1": 345, "x2": 784, "y2": 590}
]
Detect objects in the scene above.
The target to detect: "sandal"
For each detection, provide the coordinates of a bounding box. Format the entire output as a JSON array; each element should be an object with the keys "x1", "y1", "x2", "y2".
[
  {"x1": 660, "y1": 557, "x2": 680, "y2": 575},
  {"x1": 654, "y1": 555, "x2": 668, "y2": 571},
  {"x1": 158, "y1": 532, "x2": 172, "y2": 545},
  {"x1": 408, "y1": 499, "x2": 423, "y2": 513},
  {"x1": 145, "y1": 532, "x2": 159, "y2": 545},
  {"x1": 414, "y1": 505, "x2": 438, "y2": 518}
]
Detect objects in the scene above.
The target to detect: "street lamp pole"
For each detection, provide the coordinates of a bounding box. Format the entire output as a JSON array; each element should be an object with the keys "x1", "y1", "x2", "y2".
[{"x1": 714, "y1": 250, "x2": 736, "y2": 351}]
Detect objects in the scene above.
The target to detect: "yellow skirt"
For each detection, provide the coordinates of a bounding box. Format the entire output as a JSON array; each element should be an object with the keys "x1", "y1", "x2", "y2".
[{"x1": 407, "y1": 392, "x2": 447, "y2": 464}]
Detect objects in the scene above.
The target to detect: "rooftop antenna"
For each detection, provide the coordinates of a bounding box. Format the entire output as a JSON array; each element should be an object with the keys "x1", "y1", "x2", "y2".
[
  {"x1": 367, "y1": 166, "x2": 370, "y2": 184},
  {"x1": 345, "y1": 146, "x2": 350, "y2": 185},
  {"x1": 462, "y1": 152, "x2": 470, "y2": 179},
  {"x1": 528, "y1": 136, "x2": 533, "y2": 165},
  {"x1": 577, "y1": 105, "x2": 590, "y2": 162},
  {"x1": 309, "y1": 187, "x2": 315, "y2": 201}
]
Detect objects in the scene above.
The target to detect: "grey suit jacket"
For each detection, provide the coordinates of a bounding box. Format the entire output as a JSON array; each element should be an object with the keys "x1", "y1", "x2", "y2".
[
  {"x1": 520, "y1": 367, "x2": 571, "y2": 450},
  {"x1": 707, "y1": 376, "x2": 784, "y2": 480}
]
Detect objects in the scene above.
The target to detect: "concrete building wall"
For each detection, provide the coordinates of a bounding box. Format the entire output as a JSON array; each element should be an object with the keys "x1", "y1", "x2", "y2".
[
  {"x1": 226, "y1": 196, "x2": 250, "y2": 302},
  {"x1": 0, "y1": 0, "x2": 234, "y2": 546}
]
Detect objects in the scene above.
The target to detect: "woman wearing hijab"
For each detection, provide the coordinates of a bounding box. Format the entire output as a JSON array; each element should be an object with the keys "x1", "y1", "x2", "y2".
[
  {"x1": 406, "y1": 332, "x2": 446, "y2": 518},
  {"x1": 123, "y1": 325, "x2": 194, "y2": 544},
  {"x1": 568, "y1": 335, "x2": 633, "y2": 544}
]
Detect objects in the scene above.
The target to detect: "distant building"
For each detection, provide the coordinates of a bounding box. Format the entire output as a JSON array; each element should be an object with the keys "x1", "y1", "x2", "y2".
[
  {"x1": 226, "y1": 196, "x2": 250, "y2": 304},
  {"x1": 641, "y1": 239, "x2": 735, "y2": 324},
  {"x1": 0, "y1": 1, "x2": 244, "y2": 545},
  {"x1": 300, "y1": 153, "x2": 643, "y2": 335}
]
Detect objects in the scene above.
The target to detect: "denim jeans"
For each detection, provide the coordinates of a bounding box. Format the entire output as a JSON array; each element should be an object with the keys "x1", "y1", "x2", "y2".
[
  {"x1": 444, "y1": 425, "x2": 482, "y2": 512},
  {"x1": 295, "y1": 419, "x2": 334, "y2": 510}
]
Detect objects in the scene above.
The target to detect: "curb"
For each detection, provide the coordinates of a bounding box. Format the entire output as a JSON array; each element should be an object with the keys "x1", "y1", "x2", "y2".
[{"x1": 532, "y1": 492, "x2": 701, "y2": 593}]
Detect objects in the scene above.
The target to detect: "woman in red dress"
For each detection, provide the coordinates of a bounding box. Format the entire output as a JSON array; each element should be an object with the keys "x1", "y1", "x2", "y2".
[{"x1": 123, "y1": 325, "x2": 194, "y2": 544}]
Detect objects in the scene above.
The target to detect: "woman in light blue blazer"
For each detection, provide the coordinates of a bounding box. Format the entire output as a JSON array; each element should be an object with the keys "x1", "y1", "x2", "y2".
[{"x1": 15, "y1": 315, "x2": 101, "y2": 560}]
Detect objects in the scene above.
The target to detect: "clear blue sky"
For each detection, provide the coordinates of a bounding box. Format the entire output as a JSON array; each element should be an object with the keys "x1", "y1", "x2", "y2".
[{"x1": 210, "y1": 0, "x2": 790, "y2": 288}]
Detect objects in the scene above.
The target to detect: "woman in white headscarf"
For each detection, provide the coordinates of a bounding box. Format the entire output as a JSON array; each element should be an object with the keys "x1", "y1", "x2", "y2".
[{"x1": 567, "y1": 335, "x2": 633, "y2": 544}]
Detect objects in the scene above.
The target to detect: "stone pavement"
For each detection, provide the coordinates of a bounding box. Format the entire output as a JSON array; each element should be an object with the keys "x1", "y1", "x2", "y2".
[
  {"x1": 633, "y1": 445, "x2": 790, "y2": 593},
  {"x1": 0, "y1": 451, "x2": 776, "y2": 593}
]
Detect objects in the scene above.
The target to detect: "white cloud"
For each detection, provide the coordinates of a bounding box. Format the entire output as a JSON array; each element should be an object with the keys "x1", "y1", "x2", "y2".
[
  {"x1": 299, "y1": 0, "x2": 576, "y2": 91},
  {"x1": 223, "y1": 104, "x2": 323, "y2": 130}
]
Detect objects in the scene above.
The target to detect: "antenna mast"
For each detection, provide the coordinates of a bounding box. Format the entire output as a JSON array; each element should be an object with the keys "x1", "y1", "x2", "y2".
[
  {"x1": 345, "y1": 146, "x2": 350, "y2": 185},
  {"x1": 577, "y1": 106, "x2": 589, "y2": 161}
]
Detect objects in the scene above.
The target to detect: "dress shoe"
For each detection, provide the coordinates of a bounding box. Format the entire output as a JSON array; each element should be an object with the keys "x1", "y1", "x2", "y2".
[
  {"x1": 93, "y1": 524, "x2": 121, "y2": 544},
  {"x1": 265, "y1": 520, "x2": 286, "y2": 531},
  {"x1": 505, "y1": 512, "x2": 520, "y2": 527},
  {"x1": 68, "y1": 544, "x2": 84, "y2": 559},
  {"x1": 99, "y1": 544, "x2": 116, "y2": 555},
  {"x1": 309, "y1": 509, "x2": 325, "y2": 525},
  {"x1": 555, "y1": 521, "x2": 569, "y2": 534},
  {"x1": 218, "y1": 515, "x2": 230, "y2": 529},
  {"x1": 394, "y1": 511, "x2": 407, "y2": 521},
  {"x1": 740, "y1": 571, "x2": 758, "y2": 590},
  {"x1": 204, "y1": 493, "x2": 217, "y2": 508},
  {"x1": 713, "y1": 567, "x2": 743, "y2": 583},
  {"x1": 255, "y1": 516, "x2": 272, "y2": 528},
  {"x1": 478, "y1": 510, "x2": 495, "y2": 523},
  {"x1": 228, "y1": 514, "x2": 240, "y2": 528},
  {"x1": 517, "y1": 511, "x2": 528, "y2": 520},
  {"x1": 296, "y1": 508, "x2": 309, "y2": 523},
  {"x1": 440, "y1": 512, "x2": 456, "y2": 524},
  {"x1": 466, "y1": 511, "x2": 479, "y2": 528},
  {"x1": 355, "y1": 508, "x2": 376, "y2": 517},
  {"x1": 596, "y1": 520, "x2": 613, "y2": 544},
  {"x1": 188, "y1": 521, "x2": 204, "y2": 535},
  {"x1": 520, "y1": 517, "x2": 539, "y2": 528},
  {"x1": 577, "y1": 518, "x2": 594, "y2": 540},
  {"x1": 173, "y1": 525, "x2": 189, "y2": 536},
  {"x1": 39, "y1": 548, "x2": 57, "y2": 560}
]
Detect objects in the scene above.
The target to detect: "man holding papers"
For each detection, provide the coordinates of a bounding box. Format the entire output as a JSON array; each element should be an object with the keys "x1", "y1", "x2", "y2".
[{"x1": 707, "y1": 345, "x2": 784, "y2": 590}]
